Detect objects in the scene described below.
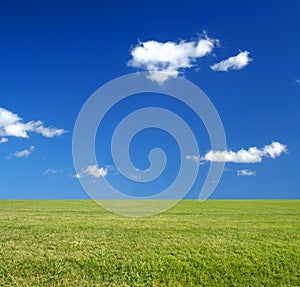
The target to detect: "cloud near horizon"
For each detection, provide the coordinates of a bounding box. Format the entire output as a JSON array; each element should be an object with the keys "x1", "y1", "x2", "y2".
[
  {"x1": 128, "y1": 35, "x2": 217, "y2": 84},
  {"x1": 210, "y1": 51, "x2": 252, "y2": 71},
  {"x1": 0, "y1": 107, "x2": 66, "y2": 139},
  {"x1": 187, "y1": 141, "x2": 287, "y2": 164}
]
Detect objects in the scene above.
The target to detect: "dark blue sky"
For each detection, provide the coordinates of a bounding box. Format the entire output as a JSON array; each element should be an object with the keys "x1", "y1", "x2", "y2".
[{"x1": 0, "y1": 0, "x2": 299, "y2": 199}]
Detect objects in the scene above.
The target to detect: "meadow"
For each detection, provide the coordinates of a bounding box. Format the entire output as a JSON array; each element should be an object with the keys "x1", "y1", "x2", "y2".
[{"x1": 0, "y1": 200, "x2": 299, "y2": 286}]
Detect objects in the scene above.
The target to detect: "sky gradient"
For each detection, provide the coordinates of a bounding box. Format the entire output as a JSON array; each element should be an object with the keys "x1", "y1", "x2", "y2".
[{"x1": 0, "y1": 0, "x2": 299, "y2": 199}]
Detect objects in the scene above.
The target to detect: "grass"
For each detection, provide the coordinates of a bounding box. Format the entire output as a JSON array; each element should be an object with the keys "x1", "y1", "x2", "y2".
[{"x1": 0, "y1": 200, "x2": 299, "y2": 286}]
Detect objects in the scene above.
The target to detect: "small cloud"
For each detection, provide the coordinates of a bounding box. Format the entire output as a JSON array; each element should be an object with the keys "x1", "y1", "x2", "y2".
[
  {"x1": 210, "y1": 51, "x2": 252, "y2": 72},
  {"x1": 72, "y1": 165, "x2": 113, "y2": 179},
  {"x1": 43, "y1": 168, "x2": 62, "y2": 175},
  {"x1": 0, "y1": 138, "x2": 8, "y2": 144},
  {"x1": 237, "y1": 169, "x2": 256, "y2": 176},
  {"x1": 70, "y1": 173, "x2": 82, "y2": 179},
  {"x1": 289, "y1": 78, "x2": 300, "y2": 86},
  {"x1": 186, "y1": 154, "x2": 202, "y2": 165},
  {"x1": 128, "y1": 33, "x2": 217, "y2": 84},
  {"x1": 14, "y1": 146, "x2": 35, "y2": 158},
  {"x1": 201, "y1": 141, "x2": 287, "y2": 163},
  {"x1": 0, "y1": 107, "x2": 66, "y2": 139},
  {"x1": 131, "y1": 174, "x2": 142, "y2": 180},
  {"x1": 84, "y1": 165, "x2": 108, "y2": 178}
]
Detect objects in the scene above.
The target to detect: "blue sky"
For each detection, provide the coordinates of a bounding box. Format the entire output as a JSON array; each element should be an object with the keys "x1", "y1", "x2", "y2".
[{"x1": 0, "y1": 0, "x2": 299, "y2": 199}]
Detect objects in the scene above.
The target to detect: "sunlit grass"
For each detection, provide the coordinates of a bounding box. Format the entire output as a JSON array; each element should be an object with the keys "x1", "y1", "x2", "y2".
[{"x1": 0, "y1": 200, "x2": 299, "y2": 286}]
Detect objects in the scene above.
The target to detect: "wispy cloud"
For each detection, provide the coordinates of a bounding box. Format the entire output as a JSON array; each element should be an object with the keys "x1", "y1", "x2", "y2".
[
  {"x1": 128, "y1": 34, "x2": 217, "y2": 84},
  {"x1": 13, "y1": 146, "x2": 35, "y2": 158},
  {"x1": 43, "y1": 168, "x2": 62, "y2": 175},
  {"x1": 0, "y1": 138, "x2": 8, "y2": 144},
  {"x1": 70, "y1": 173, "x2": 82, "y2": 179},
  {"x1": 201, "y1": 142, "x2": 287, "y2": 163},
  {"x1": 185, "y1": 154, "x2": 201, "y2": 165},
  {"x1": 237, "y1": 169, "x2": 256, "y2": 176},
  {"x1": 0, "y1": 107, "x2": 66, "y2": 139},
  {"x1": 289, "y1": 78, "x2": 300, "y2": 86},
  {"x1": 210, "y1": 51, "x2": 252, "y2": 72},
  {"x1": 84, "y1": 165, "x2": 108, "y2": 178},
  {"x1": 131, "y1": 174, "x2": 142, "y2": 180}
]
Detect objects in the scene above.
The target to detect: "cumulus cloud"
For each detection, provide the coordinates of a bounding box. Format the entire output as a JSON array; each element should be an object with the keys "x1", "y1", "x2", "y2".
[
  {"x1": 14, "y1": 146, "x2": 35, "y2": 158},
  {"x1": 84, "y1": 165, "x2": 108, "y2": 178},
  {"x1": 210, "y1": 51, "x2": 252, "y2": 71},
  {"x1": 201, "y1": 141, "x2": 287, "y2": 163},
  {"x1": 237, "y1": 169, "x2": 256, "y2": 176},
  {"x1": 0, "y1": 107, "x2": 66, "y2": 139},
  {"x1": 0, "y1": 138, "x2": 8, "y2": 144},
  {"x1": 128, "y1": 35, "x2": 217, "y2": 84},
  {"x1": 71, "y1": 165, "x2": 112, "y2": 179}
]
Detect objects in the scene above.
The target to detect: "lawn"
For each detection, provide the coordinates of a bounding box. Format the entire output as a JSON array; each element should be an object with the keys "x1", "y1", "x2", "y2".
[{"x1": 0, "y1": 200, "x2": 299, "y2": 286}]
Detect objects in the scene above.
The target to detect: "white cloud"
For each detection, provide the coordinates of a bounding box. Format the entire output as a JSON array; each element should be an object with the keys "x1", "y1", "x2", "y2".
[
  {"x1": 0, "y1": 138, "x2": 8, "y2": 144},
  {"x1": 43, "y1": 168, "x2": 61, "y2": 175},
  {"x1": 14, "y1": 146, "x2": 35, "y2": 158},
  {"x1": 0, "y1": 108, "x2": 20, "y2": 126},
  {"x1": 0, "y1": 107, "x2": 66, "y2": 139},
  {"x1": 262, "y1": 141, "x2": 287, "y2": 159},
  {"x1": 84, "y1": 165, "x2": 108, "y2": 178},
  {"x1": 128, "y1": 35, "x2": 217, "y2": 84},
  {"x1": 70, "y1": 173, "x2": 82, "y2": 179},
  {"x1": 210, "y1": 51, "x2": 252, "y2": 72},
  {"x1": 237, "y1": 169, "x2": 256, "y2": 176},
  {"x1": 201, "y1": 141, "x2": 287, "y2": 163},
  {"x1": 71, "y1": 165, "x2": 112, "y2": 179},
  {"x1": 131, "y1": 174, "x2": 142, "y2": 180},
  {"x1": 203, "y1": 147, "x2": 262, "y2": 163},
  {"x1": 185, "y1": 155, "x2": 201, "y2": 165}
]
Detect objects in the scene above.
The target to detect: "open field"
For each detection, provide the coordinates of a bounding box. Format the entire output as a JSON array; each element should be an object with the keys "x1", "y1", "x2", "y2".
[{"x1": 0, "y1": 200, "x2": 299, "y2": 286}]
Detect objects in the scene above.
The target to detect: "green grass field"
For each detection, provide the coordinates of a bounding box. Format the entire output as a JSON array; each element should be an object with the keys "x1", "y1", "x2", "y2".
[{"x1": 0, "y1": 200, "x2": 299, "y2": 286}]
